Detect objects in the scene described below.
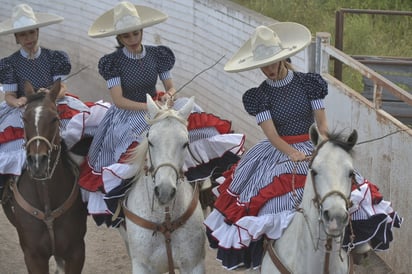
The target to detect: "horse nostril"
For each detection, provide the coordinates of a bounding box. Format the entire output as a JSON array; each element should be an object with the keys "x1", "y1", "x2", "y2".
[
  {"x1": 170, "y1": 188, "x2": 176, "y2": 198},
  {"x1": 154, "y1": 186, "x2": 160, "y2": 197},
  {"x1": 323, "y1": 210, "x2": 330, "y2": 222}
]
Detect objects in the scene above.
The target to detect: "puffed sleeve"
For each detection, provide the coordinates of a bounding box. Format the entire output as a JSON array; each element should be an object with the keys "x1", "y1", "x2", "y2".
[
  {"x1": 242, "y1": 85, "x2": 270, "y2": 116},
  {"x1": 0, "y1": 57, "x2": 15, "y2": 85},
  {"x1": 301, "y1": 72, "x2": 328, "y2": 100},
  {"x1": 98, "y1": 52, "x2": 121, "y2": 81},
  {"x1": 50, "y1": 50, "x2": 71, "y2": 79},
  {"x1": 155, "y1": 46, "x2": 175, "y2": 75}
]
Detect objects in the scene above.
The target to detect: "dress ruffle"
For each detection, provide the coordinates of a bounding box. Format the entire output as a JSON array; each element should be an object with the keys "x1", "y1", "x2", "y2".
[
  {"x1": 78, "y1": 98, "x2": 246, "y2": 224},
  {"x1": 204, "y1": 172, "x2": 403, "y2": 270}
]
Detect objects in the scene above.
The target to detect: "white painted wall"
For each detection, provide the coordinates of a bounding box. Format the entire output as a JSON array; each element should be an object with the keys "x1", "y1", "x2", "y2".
[
  {"x1": 0, "y1": 0, "x2": 311, "y2": 149},
  {"x1": 1, "y1": 0, "x2": 410, "y2": 272}
]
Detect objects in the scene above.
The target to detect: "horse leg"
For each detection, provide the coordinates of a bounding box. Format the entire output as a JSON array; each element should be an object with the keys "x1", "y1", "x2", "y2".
[
  {"x1": 22, "y1": 248, "x2": 49, "y2": 274},
  {"x1": 179, "y1": 261, "x2": 206, "y2": 274},
  {"x1": 63, "y1": 242, "x2": 85, "y2": 274},
  {"x1": 118, "y1": 224, "x2": 131, "y2": 257},
  {"x1": 54, "y1": 256, "x2": 65, "y2": 274}
]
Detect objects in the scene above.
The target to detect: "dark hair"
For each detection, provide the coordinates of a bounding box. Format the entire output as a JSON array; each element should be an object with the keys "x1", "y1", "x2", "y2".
[{"x1": 116, "y1": 36, "x2": 124, "y2": 49}]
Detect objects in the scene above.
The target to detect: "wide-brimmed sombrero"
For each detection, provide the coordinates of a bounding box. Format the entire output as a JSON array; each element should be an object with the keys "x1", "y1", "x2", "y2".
[
  {"x1": 88, "y1": 1, "x2": 168, "y2": 38},
  {"x1": 224, "y1": 22, "x2": 312, "y2": 73},
  {"x1": 0, "y1": 4, "x2": 63, "y2": 36}
]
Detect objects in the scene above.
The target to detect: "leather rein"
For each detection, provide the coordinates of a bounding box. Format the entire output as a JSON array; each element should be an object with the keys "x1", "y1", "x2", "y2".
[{"x1": 265, "y1": 140, "x2": 354, "y2": 274}]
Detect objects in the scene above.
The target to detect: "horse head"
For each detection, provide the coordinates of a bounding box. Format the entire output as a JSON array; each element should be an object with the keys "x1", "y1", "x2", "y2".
[
  {"x1": 308, "y1": 125, "x2": 357, "y2": 237},
  {"x1": 144, "y1": 94, "x2": 194, "y2": 204},
  {"x1": 23, "y1": 79, "x2": 61, "y2": 179}
]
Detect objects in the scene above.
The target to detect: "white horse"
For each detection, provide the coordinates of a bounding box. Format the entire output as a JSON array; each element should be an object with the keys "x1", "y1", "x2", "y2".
[
  {"x1": 121, "y1": 94, "x2": 205, "y2": 274},
  {"x1": 261, "y1": 126, "x2": 358, "y2": 274}
]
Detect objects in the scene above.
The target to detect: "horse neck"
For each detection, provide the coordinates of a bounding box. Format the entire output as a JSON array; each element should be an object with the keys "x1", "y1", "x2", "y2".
[{"x1": 278, "y1": 175, "x2": 349, "y2": 272}]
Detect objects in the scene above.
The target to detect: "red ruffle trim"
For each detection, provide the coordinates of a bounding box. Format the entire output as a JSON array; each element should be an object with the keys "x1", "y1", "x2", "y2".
[
  {"x1": 57, "y1": 104, "x2": 82, "y2": 120},
  {"x1": 214, "y1": 166, "x2": 306, "y2": 224},
  {"x1": 188, "y1": 112, "x2": 232, "y2": 134},
  {"x1": 78, "y1": 141, "x2": 139, "y2": 192},
  {"x1": 352, "y1": 179, "x2": 383, "y2": 204},
  {"x1": 156, "y1": 91, "x2": 233, "y2": 134},
  {"x1": 79, "y1": 161, "x2": 104, "y2": 192},
  {"x1": 0, "y1": 126, "x2": 24, "y2": 143}
]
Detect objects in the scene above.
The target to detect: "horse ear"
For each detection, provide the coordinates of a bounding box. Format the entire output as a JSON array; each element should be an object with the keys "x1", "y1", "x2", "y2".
[
  {"x1": 177, "y1": 96, "x2": 194, "y2": 121},
  {"x1": 347, "y1": 129, "x2": 358, "y2": 149},
  {"x1": 48, "y1": 79, "x2": 61, "y2": 103},
  {"x1": 146, "y1": 94, "x2": 160, "y2": 120},
  {"x1": 309, "y1": 124, "x2": 321, "y2": 146},
  {"x1": 24, "y1": 80, "x2": 35, "y2": 97}
]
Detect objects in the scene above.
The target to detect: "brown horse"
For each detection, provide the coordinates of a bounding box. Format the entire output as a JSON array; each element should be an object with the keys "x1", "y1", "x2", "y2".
[{"x1": 1, "y1": 79, "x2": 87, "y2": 274}]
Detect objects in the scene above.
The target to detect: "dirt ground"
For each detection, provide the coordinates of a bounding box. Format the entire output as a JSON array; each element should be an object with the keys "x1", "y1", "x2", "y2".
[
  {"x1": 0, "y1": 209, "x2": 395, "y2": 274},
  {"x1": 0, "y1": 211, "x2": 234, "y2": 274}
]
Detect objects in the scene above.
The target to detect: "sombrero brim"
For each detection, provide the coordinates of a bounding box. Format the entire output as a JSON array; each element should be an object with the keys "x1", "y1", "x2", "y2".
[
  {"x1": 0, "y1": 13, "x2": 63, "y2": 36},
  {"x1": 88, "y1": 5, "x2": 168, "y2": 38},
  {"x1": 224, "y1": 22, "x2": 312, "y2": 73}
]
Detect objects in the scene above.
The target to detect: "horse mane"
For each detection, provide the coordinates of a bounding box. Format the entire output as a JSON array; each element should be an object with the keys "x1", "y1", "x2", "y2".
[{"x1": 326, "y1": 130, "x2": 356, "y2": 153}]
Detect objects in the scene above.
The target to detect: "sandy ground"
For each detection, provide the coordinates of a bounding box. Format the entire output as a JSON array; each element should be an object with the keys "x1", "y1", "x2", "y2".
[
  {"x1": 0, "y1": 210, "x2": 234, "y2": 274},
  {"x1": 0, "y1": 209, "x2": 395, "y2": 274}
]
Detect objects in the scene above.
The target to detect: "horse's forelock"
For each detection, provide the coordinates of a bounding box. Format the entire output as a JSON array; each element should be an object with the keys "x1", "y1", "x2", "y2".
[
  {"x1": 326, "y1": 131, "x2": 355, "y2": 153},
  {"x1": 26, "y1": 91, "x2": 47, "y2": 104},
  {"x1": 146, "y1": 108, "x2": 187, "y2": 126}
]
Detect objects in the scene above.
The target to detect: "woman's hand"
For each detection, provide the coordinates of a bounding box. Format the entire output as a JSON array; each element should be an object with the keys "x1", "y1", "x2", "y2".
[
  {"x1": 161, "y1": 88, "x2": 176, "y2": 108},
  {"x1": 288, "y1": 150, "x2": 307, "y2": 162},
  {"x1": 15, "y1": 97, "x2": 27, "y2": 108}
]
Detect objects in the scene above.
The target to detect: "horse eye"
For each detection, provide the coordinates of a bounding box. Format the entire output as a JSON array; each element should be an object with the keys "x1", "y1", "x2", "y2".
[
  {"x1": 349, "y1": 170, "x2": 355, "y2": 178},
  {"x1": 148, "y1": 141, "x2": 153, "y2": 147},
  {"x1": 310, "y1": 169, "x2": 318, "y2": 177},
  {"x1": 183, "y1": 142, "x2": 189, "y2": 148}
]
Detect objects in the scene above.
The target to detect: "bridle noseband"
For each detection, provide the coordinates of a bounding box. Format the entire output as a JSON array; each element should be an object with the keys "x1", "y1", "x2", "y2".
[{"x1": 25, "y1": 125, "x2": 60, "y2": 181}]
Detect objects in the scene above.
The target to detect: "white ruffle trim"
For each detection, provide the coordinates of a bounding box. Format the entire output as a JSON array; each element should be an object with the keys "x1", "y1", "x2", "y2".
[
  {"x1": 62, "y1": 101, "x2": 110, "y2": 149},
  {"x1": 349, "y1": 182, "x2": 396, "y2": 222},
  {"x1": 98, "y1": 133, "x2": 245, "y2": 193},
  {"x1": 0, "y1": 149, "x2": 26, "y2": 175},
  {"x1": 80, "y1": 189, "x2": 109, "y2": 214},
  {"x1": 184, "y1": 133, "x2": 245, "y2": 170},
  {"x1": 204, "y1": 209, "x2": 295, "y2": 249}
]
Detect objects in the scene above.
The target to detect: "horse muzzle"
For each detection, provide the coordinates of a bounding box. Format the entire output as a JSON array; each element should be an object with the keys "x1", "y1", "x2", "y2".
[{"x1": 321, "y1": 207, "x2": 349, "y2": 237}]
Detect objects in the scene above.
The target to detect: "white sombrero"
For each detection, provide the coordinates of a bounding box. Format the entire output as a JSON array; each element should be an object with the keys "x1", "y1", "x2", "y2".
[
  {"x1": 0, "y1": 4, "x2": 63, "y2": 36},
  {"x1": 88, "y1": 1, "x2": 168, "y2": 38},
  {"x1": 224, "y1": 22, "x2": 312, "y2": 73}
]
